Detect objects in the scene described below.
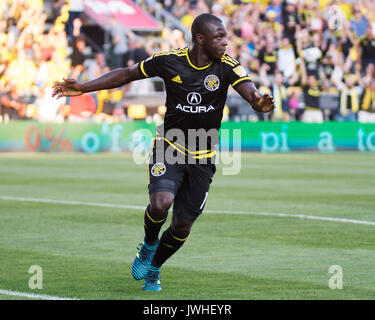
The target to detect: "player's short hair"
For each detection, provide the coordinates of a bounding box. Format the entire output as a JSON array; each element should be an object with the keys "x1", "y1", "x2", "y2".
[{"x1": 191, "y1": 13, "x2": 223, "y2": 43}]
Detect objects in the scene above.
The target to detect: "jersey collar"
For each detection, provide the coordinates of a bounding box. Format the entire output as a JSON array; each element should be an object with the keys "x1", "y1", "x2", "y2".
[{"x1": 185, "y1": 48, "x2": 212, "y2": 70}]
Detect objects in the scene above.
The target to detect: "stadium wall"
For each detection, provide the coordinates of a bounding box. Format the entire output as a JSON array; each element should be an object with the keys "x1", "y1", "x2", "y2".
[{"x1": 1, "y1": 121, "x2": 375, "y2": 153}]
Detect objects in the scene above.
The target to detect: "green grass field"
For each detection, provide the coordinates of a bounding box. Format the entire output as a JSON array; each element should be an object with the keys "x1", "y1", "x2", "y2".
[{"x1": 0, "y1": 152, "x2": 375, "y2": 300}]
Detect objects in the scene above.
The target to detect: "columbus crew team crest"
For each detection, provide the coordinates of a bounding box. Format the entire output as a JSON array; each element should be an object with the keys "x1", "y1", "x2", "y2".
[
  {"x1": 151, "y1": 163, "x2": 166, "y2": 176},
  {"x1": 204, "y1": 75, "x2": 220, "y2": 91}
]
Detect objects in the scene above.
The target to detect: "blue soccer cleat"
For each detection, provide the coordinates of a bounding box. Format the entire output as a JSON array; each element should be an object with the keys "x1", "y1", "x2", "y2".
[
  {"x1": 143, "y1": 266, "x2": 161, "y2": 292},
  {"x1": 132, "y1": 242, "x2": 159, "y2": 280}
]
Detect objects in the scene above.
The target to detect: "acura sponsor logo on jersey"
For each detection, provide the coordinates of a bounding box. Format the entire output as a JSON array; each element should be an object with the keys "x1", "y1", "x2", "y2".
[
  {"x1": 176, "y1": 104, "x2": 215, "y2": 113},
  {"x1": 175, "y1": 92, "x2": 214, "y2": 113},
  {"x1": 187, "y1": 92, "x2": 202, "y2": 105}
]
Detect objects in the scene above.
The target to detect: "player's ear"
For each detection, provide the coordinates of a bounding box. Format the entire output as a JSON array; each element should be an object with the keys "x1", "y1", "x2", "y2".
[{"x1": 196, "y1": 33, "x2": 205, "y2": 45}]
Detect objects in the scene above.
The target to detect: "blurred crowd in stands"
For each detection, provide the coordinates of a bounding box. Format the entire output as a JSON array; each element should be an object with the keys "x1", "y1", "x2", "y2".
[{"x1": 1, "y1": 0, "x2": 375, "y2": 123}]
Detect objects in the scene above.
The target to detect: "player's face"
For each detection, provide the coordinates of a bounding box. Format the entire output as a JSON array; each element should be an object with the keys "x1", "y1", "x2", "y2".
[{"x1": 204, "y1": 22, "x2": 228, "y2": 60}]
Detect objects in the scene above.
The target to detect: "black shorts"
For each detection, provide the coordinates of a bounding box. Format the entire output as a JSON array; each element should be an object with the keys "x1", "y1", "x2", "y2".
[{"x1": 147, "y1": 139, "x2": 216, "y2": 222}]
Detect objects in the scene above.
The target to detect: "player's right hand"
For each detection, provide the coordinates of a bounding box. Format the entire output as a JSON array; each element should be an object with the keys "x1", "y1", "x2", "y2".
[{"x1": 52, "y1": 78, "x2": 83, "y2": 99}]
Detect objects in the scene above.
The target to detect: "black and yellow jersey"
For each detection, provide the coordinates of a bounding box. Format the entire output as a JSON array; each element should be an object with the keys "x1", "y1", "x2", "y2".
[
  {"x1": 302, "y1": 84, "x2": 321, "y2": 110},
  {"x1": 138, "y1": 47, "x2": 252, "y2": 153},
  {"x1": 258, "y1": 48, "x2": 277, "y2": 74},
  {"x1": 359, "y1": 35, "x2": 375, "y2": 60}
]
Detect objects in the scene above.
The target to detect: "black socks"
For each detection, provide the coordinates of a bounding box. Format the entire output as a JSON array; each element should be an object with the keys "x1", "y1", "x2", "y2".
[
  {"x1": 151, "y1": 226, "x2": 189, "y2": 267},
  {"x1": 144, "y1": 205, "x2": 167, "y2": 246}
]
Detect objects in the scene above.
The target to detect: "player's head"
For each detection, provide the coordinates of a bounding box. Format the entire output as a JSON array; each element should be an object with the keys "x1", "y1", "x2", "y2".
[{"x1": 191, "y1": 13, "x2": 227, "y2": 60}]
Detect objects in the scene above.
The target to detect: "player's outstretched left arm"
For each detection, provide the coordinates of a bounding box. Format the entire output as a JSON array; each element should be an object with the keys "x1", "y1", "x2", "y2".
[{"x1": 234, "y1": 81, "x2": 275, "y2": 113}]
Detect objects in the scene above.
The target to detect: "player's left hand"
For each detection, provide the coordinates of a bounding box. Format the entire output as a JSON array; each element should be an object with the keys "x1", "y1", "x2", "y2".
[{"x1": 253, "y1": 92, "x2": 275, "y2": 113}]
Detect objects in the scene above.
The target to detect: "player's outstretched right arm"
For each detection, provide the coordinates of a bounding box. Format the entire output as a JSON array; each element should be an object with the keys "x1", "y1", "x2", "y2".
[{"x1": 52, "y1": 63, "x2": 144, "y2": 99}]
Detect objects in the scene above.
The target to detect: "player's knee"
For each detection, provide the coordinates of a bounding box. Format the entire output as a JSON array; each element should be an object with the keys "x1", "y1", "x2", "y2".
[{"x1": 150, "y1": 192, "x2": 174, "y2": 217}]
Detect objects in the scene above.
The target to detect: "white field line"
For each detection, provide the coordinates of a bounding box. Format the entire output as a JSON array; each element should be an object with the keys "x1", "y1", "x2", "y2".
[
  {"x1": 1, "y1": 195, "x2": 375, "y2": 227},
  {"x1": 0, "y1": 289, "x2": 79, "y2": 300},
  {"x1": 0, "y1": 196, "x2": 144, "y2": 210}
]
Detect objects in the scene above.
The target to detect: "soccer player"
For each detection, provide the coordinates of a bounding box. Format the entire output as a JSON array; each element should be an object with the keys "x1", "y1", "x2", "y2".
[{"x1": 52, "y1": 13, "x2": 275, "y2": 292}]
